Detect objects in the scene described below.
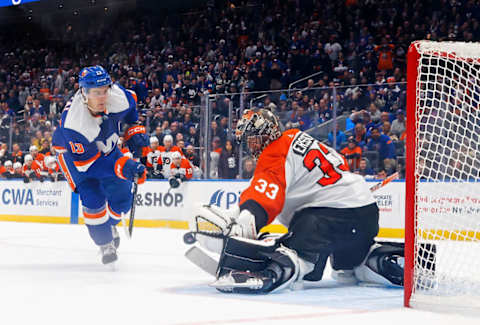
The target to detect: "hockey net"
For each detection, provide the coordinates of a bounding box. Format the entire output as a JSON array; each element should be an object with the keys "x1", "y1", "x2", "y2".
[{"x1": 405, "y1": 40, "x2": 480, "y2": 311}]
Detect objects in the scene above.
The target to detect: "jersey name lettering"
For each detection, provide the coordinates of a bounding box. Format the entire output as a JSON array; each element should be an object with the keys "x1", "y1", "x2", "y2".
[{"x1": 292, "y1": 132, "x2": 314, "y2": 156}]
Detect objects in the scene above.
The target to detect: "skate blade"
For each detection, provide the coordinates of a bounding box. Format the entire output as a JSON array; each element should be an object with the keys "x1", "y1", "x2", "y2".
[{"x1": 104, "y1": 261, "x2": 117, "y2": 271}]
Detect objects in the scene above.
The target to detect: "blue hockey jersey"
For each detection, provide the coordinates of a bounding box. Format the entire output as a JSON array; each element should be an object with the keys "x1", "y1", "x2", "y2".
[{"x1": 53, "y1": 84, "x2": 139, "y2": 187}]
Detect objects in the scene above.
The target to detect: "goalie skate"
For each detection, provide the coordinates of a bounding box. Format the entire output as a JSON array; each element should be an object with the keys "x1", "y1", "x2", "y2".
[{"x1": 211, "y1": 270, "x2": 274, "y2": 294}]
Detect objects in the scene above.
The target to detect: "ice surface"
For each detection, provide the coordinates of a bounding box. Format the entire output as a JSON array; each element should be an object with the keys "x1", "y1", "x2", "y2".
[{"x1": 0, "y1": 222, "x2": 477, "y2": 325}]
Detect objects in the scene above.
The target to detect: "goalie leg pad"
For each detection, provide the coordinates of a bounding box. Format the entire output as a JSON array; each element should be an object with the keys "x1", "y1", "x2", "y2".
[
  {"x1": 212, "y1": 244, "x2": 306, "y2": 294},
  {"x1": 217, "y1": 235, "x2": 281, "y2": 276},
  {"x1": 213, "y1": 235, "x2": 313, "y2": 294},
  {"x1": 354, "y1": 242, "x2": 405, "y2": 286}
]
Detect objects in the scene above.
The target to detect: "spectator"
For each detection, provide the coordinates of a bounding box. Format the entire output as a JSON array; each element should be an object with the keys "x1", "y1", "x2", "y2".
[
  {"x1": 353, "y1": 122, "x2": 367, "y2": 148},
  {"x1": 381, "y1": 121, "x2": 394, "y2": 139},
  {"x1": 31, "y1": 130, "x2": 44, "y2": 149},
  {"x1": 391, "y1": 109, "x2": 406, "y2": 139},
  {"x1": 39, "y1": 139, "x2": 50, "y2": 155},
  {"x1": 184, "y1": 145, "x2": 200, "y2": 169},
  {"x1": 378, "y1": 112, "x2": 392, "y2": 126},
  {"x1": 325, "y1": 34, "x2": 342, "y2": 61},
  {"x1": 209, "y1": 136, "x2": 222, "y2": 179},
  {"x1": 150, "y1": 88, "x2": 163, "y2": 109},
  {"x1": 218, "y1": 139, "x2": 239, "y2": 179},
  {"x1": 356, "y1": 158, "x2": 375, "y2": 178},
  {"x1": 186, "y1": 126, "x2": 199, "y2": 148},
  {"x1": 30, "y1": 99, "x2": 44, "y2": 117},
  {"x1": 241, "y1": 158, "x2": 256, "y2": 179},
  {"x1": 374, "y1": 38, "x2": 395, "y2": 72},
  {"x1": 368, "y1": 103, "x2": 382, "y2": 123},
  {"x1": 341, "y1": 136, "x2": 363, "y2": 171},
  {"x1": 211, "y1": 121, "x2": 226, "y2": 145},
  {"x1": 366, "y1": 127, "x2": 396, "y2": 171},
  {"x1": 10, "y1": 143, "x2": 23, "y2": 163},
  {"x1": 286, "y1": 106, "x2": 312, "y2": 131},
  {"x1": 375, "y1": 169, "x2": 388, "y2": 180},
  {"x1": 328, "y1": 123, "x2": 347, "y2": 151},
  {"x1": 133, "y1": 72, "x2": 149, "y2": 103}
]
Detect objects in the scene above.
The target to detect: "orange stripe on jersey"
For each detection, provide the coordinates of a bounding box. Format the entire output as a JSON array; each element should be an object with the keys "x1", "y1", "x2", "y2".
[
  {"x1": 73, "y1": 151, "x2": 101, "y2": 167},
  {"x1": 239, "y1": 129, "x2": 299, "y2": 224},
  {"x1": 83, "y1": 208, "x2": 107, "y2": 219},
  {"x1": 127, "y1": 89, "x2": 137, "y2": 103},
  {"x1": 53, "y1": 146, "x2": 66, "y2": 153},
  {"x1": 107, "y1": 204, "x2": 122, "y2": 218},
  {"x1": 58, "y1": 153, "x2": 76, "y2": 192}
]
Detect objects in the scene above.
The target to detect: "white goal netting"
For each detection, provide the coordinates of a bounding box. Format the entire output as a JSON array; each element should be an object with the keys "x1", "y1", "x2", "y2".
[{"x1": 410, "y1": 41, "x2": 480, "y2": 311}]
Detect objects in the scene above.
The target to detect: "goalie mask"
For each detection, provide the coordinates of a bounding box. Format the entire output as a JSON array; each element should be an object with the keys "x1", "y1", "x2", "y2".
[{"x1": 235, "y1": 109, "x2": 282, "y2": 160}]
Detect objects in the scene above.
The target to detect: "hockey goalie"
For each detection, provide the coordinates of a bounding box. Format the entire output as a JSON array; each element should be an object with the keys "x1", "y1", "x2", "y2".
[{"x1": 186, "y1": 109, "x2": 406, "y2": 294}]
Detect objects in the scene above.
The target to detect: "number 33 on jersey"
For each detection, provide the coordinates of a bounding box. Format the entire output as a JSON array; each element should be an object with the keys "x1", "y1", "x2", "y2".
[{"x1": 239, "y1": 129, "x2": 375, "y2": 227}]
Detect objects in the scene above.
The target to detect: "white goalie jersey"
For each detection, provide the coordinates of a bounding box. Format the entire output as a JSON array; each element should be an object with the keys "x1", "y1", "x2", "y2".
[{"x1": 239, "y1": 129, "x2": 376, "y2": 227}]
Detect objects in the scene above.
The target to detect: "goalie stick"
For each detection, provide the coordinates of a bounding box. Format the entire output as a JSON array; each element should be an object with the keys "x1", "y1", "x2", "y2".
[
  {"x1": 185, "y1": 246, "x2": 218, "y2": 276},
  {"x1": 184, "y1": 172, "x2": 401, "y2": 275},
  {"x1": 184, "y1": 172, "x2": 400, "y2": 245}
]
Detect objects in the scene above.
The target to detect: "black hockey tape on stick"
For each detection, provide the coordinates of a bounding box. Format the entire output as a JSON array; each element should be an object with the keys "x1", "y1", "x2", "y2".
[
  {"x1": 127, "y1": 177, "x2": 138, "y2": 238},
  {"x1": 183, "y1": 229, "x2": 227, "y2": 245}
]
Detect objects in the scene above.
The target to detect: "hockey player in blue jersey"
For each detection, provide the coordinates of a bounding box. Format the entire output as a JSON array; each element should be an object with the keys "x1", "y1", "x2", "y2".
[{"x1": 52, "y1": 66, "x2": 148, "y2": 264}]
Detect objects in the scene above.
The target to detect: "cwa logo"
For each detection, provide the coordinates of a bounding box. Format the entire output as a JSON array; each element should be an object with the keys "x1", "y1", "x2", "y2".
[
  {"x1": 2, "y1": 189, "x2": 34, "y2": 205},
  {"x1": 209, "y1": 189, "x2": 241, "y2": 209}
]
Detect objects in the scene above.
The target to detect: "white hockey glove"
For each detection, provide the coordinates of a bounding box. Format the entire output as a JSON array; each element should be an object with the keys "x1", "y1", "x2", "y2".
[{"x1": 188, "y1": 204, "x2": 257, "y2": 254}]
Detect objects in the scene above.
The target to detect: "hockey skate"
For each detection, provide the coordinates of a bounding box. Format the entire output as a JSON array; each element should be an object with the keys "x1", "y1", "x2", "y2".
[
  {"x1": 100, "y1": 242, "x2": 118, "y2": 265},
  {"x1": 112, "y1": 226, "x2": 120, "y2": 249},
  {"x1": 210, "y1": 270, "x2": 275, "y2": 294}
]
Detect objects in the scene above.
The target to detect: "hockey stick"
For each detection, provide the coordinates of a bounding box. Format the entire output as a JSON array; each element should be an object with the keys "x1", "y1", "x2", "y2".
[
  {"x1": 120, "y1": 177, "x2": 138, "y2": 239},
  {"x1": 185, "y1": 246, "x2": 218, "y2": 276},
  {"x1": 369, "y1": 171, "x2": 399, "y2": 192},
  {"x1": 128, "y1": 177, "x2": 139, "y2": 238}
]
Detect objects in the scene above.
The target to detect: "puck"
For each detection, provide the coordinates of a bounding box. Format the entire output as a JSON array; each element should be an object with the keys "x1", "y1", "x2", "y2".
[{"x1": 183, "y1": 232, "x2": 196, "y2": 244}]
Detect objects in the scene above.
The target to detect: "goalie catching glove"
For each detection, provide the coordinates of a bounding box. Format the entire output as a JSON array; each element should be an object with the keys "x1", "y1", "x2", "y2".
[{"x1": 187, "y1": 204, "x2": 258, "y2": 254}]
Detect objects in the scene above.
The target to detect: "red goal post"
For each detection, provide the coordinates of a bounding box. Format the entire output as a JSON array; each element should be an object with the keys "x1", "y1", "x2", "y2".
[{"x1": 405, "y1": 40, "x2": 480, "y2": 310}]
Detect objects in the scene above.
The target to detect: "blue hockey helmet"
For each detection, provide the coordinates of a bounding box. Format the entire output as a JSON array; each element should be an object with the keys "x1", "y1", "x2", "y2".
[{"x1": 78, "y1": 65, "x2": 112, "y2": 90}]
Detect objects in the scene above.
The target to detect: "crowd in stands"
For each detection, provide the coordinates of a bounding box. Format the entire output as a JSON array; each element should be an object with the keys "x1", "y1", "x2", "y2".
[{"x1": 1, "y1": 0, "x2": 479, "y2": 180}]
